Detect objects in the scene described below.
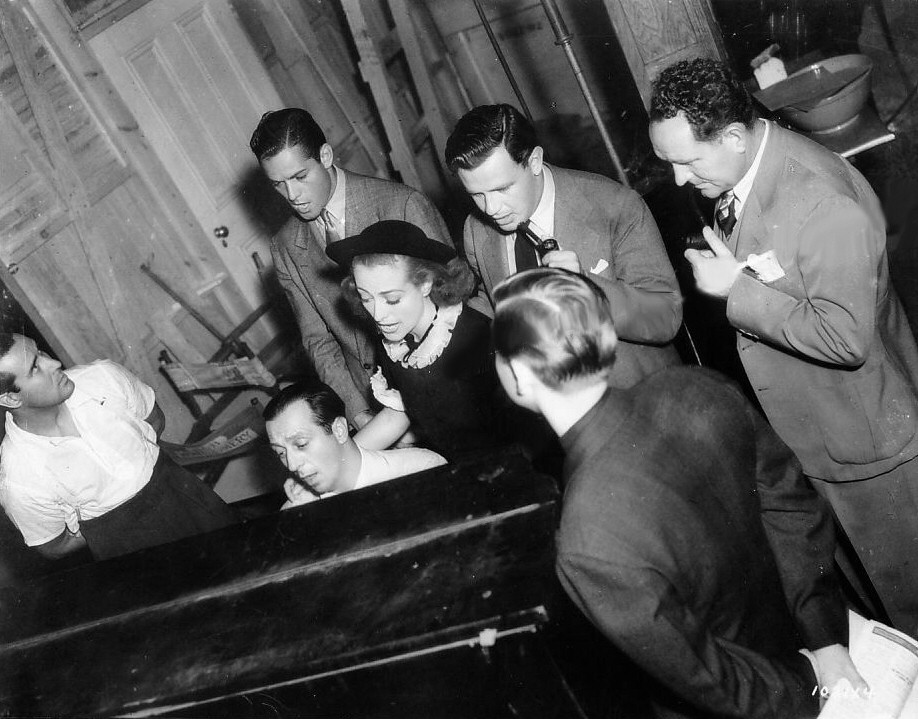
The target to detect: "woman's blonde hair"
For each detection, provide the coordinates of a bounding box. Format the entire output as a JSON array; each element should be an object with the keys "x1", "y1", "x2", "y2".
[
  {"x1": 493, "y1": 268, "x2": 617, "y2": 389},
  {"x1": 341, "y1": 254, "x2": 477, "y2": 314}
]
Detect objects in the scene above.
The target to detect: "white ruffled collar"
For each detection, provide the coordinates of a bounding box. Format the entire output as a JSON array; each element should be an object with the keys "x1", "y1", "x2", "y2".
[{"x1": 382, "y1": 303, "x2": 463, "y2": 369}]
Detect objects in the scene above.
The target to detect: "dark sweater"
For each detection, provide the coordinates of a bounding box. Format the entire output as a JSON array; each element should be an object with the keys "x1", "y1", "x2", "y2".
[{"x1": 378, "y1": 306, "x2": 502, "y2": 461}]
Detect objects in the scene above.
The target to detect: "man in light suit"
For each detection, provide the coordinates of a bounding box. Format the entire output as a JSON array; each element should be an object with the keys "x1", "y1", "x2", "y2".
[
  {"x1": 649, "y1": 57, "x2": 918, "y2": 636},
  {"x1": 251, "y1": 109, "x2": 452, "y2": 428},
  {"x1": 492, "y1": 268, "x2": 863, "y2": 718},
  {"x1": 445, "y1": 104, "x2": 682, "y2": 389}
]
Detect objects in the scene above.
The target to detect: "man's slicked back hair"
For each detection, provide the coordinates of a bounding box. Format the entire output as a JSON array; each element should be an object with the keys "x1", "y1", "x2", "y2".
[
  {"x1": 445, "y1": 104, "x2": 538, "y2": 172},
  {"x1": 492, "y1": 268, "x2": 617, "y2": 389},
  {"x1": 649, "y1": 58, "x2": 756, "y2": 141},
  {"x1": 249, "y1": 108, "x2": 327, "y2": 162},
  {"x1": 0, "y1": 332, "x2": 19, "y2": 394},
  {"x1": 263, "y1": 379, "x2": 346, "y2": 433}
]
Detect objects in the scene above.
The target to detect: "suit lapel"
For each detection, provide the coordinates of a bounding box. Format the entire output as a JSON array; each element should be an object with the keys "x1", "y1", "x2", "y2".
[
  {"x1": 734, "y1": 122, "x2": 783, "y2": 259},
  {"x1": 291, "y1": 215, "x2": 323, "y2": 251},
  {"x1": 342, "y1": 169, "x2": 370, "y2": 236},
  {"x1": 479, "y1": 223, "x2": 509, "y2": 294},
  {"x1": 552, "y1": 167, "x2": 605, "y2": 266}
]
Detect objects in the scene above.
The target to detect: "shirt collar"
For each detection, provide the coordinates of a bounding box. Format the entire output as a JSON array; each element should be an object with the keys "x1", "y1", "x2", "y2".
[
  {"x1": 730, "y1": 119, "x2": 770, "y2": 211},
  {"x1": 528, "y1": 164, "x2": 555, "y2": 239},
  {"x1": 324, "y1": 165, "x2": 346, "y2": 226}
]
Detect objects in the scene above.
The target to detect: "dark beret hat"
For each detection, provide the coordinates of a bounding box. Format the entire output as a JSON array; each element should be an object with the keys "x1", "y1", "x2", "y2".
[{"x1": 326, "y1": 220, "x2": 456, "y2": 267}]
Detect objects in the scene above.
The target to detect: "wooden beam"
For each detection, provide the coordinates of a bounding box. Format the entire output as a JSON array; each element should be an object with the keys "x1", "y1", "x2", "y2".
[
  {"x1": 0, "y1": 2, "x2": 89, "y2": 213},
  {"x1": 388, "y1": 0, "x2": 452, "y2": 174},
  {"x1": 258, "y1": 0, "x2": 390, "y2": 177},
  {"x1": 0, "y1": 1, "x2": 124, "y2": 354},
  {"x1": 340, "y1": 0, "x2": 424, "y2": 189},
  {"x1": 600, "y1": 0, "x2": 726, "y2": 108},
  {"x1": 0, "y1": 263, "x2": 74, "y2": 367},
  {"x1": 26, "y1": 0, "x2": 223, "y2": 288}
]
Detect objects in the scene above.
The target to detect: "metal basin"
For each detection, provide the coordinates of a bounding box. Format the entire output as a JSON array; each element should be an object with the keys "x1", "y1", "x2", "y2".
[{"x1": 778, "y1": 54, "x2": 873, "y2": 133}]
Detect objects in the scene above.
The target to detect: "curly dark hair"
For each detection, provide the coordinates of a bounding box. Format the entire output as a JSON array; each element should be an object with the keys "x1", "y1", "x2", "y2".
[
  {"x1": 341, "y1": 254, "x2": 478, "y2": 317},
  {"x1": 649, "y1": 58, "x2": 756, "y2": 141}
]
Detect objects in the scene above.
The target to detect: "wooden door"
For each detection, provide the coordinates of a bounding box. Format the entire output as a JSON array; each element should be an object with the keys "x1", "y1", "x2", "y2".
[
  {"x1": 601, "y1": 0, "x2": 727, "y2": 108},
  {"x1": 88, "y1": 0, "x2": 285, "y2": 308}
]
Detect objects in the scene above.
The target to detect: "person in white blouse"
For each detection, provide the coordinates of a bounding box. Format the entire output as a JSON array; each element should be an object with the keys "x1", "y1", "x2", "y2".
[{"x1": 264, "y1": 379, "x2": 445, "y2": 509}]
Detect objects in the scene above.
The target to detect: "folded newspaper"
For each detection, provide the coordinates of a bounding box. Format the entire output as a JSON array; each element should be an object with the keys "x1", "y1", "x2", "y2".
[
  {"x1": 818, "y1": 611, "x2": 918, "y2": 719},
  {"x1": 162, "y1": 357, "x2": 276, "y2": 391},
  {"x1": 160, "y1": 402, "x2": 265, "y2": 466}
]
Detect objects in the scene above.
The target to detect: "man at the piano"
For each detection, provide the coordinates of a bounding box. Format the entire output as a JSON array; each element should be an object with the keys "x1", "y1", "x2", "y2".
[{"x1": 264, "y1": 379, "x2": 444, "y2": 508}]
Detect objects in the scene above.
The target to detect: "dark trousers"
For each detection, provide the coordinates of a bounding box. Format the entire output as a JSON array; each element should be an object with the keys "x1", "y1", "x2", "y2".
[
  {"x1": 80, "y1": 452, "x2": 237, "y2": 560},
  {"x1": 811, "y1": 455, "x2": 918, "y2": 638}
]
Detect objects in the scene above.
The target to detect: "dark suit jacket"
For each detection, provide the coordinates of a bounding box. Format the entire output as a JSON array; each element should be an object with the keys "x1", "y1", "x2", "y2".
[
  {"x1": 726, "y1": 123, "x2": 918, "y2": 481},
  {"x1": 463, "y1": 165, "x2": 683, "y2": 388},
  {"x1": 271, "y1": 169, "x2": 450, "y2": 422},
  {"x1": 557, "y1": 367, "x2": 846, "y2": 719}
]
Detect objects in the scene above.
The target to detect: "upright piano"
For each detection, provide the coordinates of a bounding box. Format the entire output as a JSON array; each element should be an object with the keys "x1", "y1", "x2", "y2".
[{"x1": 0, "y1": 448, "x2": 586, "y2": 717}]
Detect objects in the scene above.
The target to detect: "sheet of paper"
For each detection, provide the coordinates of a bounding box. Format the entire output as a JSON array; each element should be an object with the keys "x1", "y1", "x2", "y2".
[{"x1": 819, "y1": 612, "x2": 918, "y2": 719}]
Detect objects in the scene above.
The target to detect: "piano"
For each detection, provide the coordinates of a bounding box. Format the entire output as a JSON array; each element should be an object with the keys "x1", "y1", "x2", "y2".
[{"x1": 0, "y1": 448, "x2": 586, "y2": 717}]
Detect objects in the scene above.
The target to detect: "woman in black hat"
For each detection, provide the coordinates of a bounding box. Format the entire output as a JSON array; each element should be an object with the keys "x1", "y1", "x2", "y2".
[{"x1": 327, "y1": 219, "x2": 503, "y2": 460}]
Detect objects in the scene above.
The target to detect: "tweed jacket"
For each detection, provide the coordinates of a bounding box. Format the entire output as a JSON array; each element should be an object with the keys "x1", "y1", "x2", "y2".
[
  {"x1": 463, "y1": 164, "x2": 683, "y2": 388},
  {"x1": 271, "y1": 170, "x2": 450, "y2": 422},
  {"x1": 725, "y1": 123, "x2": 918, "y2": 481}
]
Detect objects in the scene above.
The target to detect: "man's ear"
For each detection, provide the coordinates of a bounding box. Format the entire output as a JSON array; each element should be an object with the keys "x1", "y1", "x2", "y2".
[
  {"x1": 527, "y1": 145, "x2": 544, "y2": 176},
  {"x1": 720, "y1": 123, "x2": 749, "y2": 153},
  {"x1": 331, "y1": 416, "x2": 350, "y2": 443},
  {"x1": 508, "y1": 358, "x2": 540, "y2": 398},
  {"x1": 0, "y1": 391, "x2": 22, "y2": 411},
  {"x1": 319, "y1": 142, "x2": 335, "y2": 169}
]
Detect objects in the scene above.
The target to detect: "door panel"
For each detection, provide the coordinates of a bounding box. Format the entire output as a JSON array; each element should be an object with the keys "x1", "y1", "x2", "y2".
[{"x1": 89, "y1": 0, "x2": 284, "y2": 307}]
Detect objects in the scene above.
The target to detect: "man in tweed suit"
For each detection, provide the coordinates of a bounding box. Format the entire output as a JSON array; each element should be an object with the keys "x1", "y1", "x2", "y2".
[{"x1": 251, "y1": 109, "x2": 451, "y2": 427}]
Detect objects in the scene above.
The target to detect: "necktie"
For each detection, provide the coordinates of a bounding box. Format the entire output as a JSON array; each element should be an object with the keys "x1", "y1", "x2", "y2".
[
  {"x1": 320, "y1": 209, "x2": 341, "y2": 248},
  {"x1": 514, "y1": 220, "x2": 540, "y2": 272},
  {"x1": 716, "y1": 193, "x2": 737, "y2": 238}
]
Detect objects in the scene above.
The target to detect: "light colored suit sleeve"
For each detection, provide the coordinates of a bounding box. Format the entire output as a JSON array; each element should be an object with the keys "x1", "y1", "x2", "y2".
[
  {"x1": 556, "y1": 551, "x2": 818, "y2": 719},
  {"x1": 272, "y1": 243, "x2": 371, "y2": 420},
  {"x1": 589, "y1": 188, "x2": 682, "y2": 344},
  {"x1": 462, "y1": 219, "x2": 495, "y2": 319},
  {"x1": 727, "y1": 196, "x2": 877, "y2": 366},
  {"x1": 401, "y1": 189, "x2": 451, "y2": 247}
]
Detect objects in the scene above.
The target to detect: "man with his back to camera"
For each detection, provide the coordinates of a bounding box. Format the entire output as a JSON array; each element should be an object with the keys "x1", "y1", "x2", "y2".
[{"x1": 491, "y1": 267, "x2": 865, "y2": 718}]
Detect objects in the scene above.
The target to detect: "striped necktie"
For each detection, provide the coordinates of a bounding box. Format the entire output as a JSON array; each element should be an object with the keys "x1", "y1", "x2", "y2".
[{"x1": 716, "y1": 192, "x2": 737, "y2": 238}]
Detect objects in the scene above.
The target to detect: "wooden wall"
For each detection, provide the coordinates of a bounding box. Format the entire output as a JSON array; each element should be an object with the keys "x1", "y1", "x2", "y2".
[
  {"x1": 0, "y1": 0, "x2": 251, "y2": 437},
  {"x1": 0, "y1": 0, "x2": 726, "y2": 441}
]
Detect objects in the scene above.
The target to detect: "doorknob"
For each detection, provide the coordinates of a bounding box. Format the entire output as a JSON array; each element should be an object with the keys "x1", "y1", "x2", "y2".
[{"x1": 214, "y1": 225, "x2": 229, "y2": 247}]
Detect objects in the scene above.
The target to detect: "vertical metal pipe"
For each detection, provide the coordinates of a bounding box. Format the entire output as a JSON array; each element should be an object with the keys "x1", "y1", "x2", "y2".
[
  {"x1": 471, "y1": 0, "x2": 534, "y2": 122},
  {"x1": 540, "y1": 0, "x2": 630, "y2": 187}
]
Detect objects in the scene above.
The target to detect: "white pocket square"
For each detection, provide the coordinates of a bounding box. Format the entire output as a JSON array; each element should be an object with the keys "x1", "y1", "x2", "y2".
[{"x1": 589, "y1": 259, "x2": 609, "y2": 275}]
